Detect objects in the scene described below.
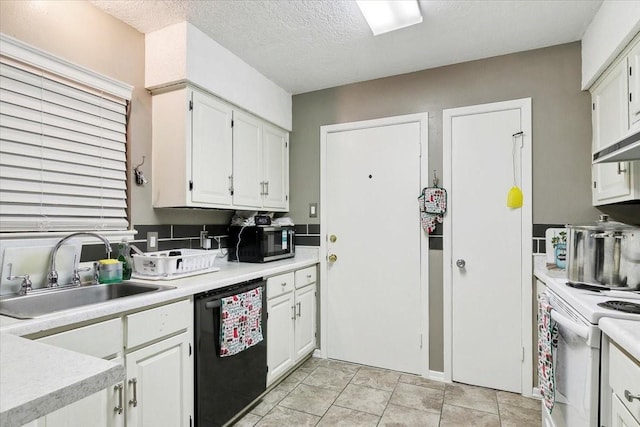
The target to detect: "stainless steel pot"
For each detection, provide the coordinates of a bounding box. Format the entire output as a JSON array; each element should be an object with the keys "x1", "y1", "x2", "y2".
[{"x1": 567, "y1": 215, "x2": 640, "y2": 289}]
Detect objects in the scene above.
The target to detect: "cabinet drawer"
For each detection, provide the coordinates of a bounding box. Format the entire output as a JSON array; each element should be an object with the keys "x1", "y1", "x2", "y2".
[
  {"x1": 37, "y1": 318, "x2": 122, "y2": 359},
  {"x1": 267, "y1": 272, "x2": 295, "y2": 299},
  {"x1": 295, "y1": 266, "x2": 317, "y2": 289},
  {"x1": 610, "y1": 342, "x2": 640, "y2": 421},
  {"x1": 126, "y1": 299, "x2": 191, "y2": 349}
]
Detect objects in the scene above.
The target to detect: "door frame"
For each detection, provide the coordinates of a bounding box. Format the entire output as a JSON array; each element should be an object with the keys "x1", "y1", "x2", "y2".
[
  {"x1": 319, "y1": 113, "x2": 430, "y2": 377},
  {"x1": 442, "y1": 98, "x2": 533, "y2": 395}
]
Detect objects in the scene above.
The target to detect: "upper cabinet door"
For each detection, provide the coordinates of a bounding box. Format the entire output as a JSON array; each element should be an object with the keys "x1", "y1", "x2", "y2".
[
  {"x1": 232, "y1": 110, "x2": 263, "y2": 208},
  {"x1": 628, "y1": 41, "x2": 640, "y2": 129},
  {"x1": 191, "y1": 90, "x2": 233, "y2": 206},
  {"x1": 592, "y1": 60, "x2": 629, "y2": 152},
  {"x1": 262, "y1": 124, "x2": 289, "y2": 210}
]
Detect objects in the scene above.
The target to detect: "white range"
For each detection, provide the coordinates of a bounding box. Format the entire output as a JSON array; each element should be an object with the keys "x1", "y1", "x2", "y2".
[{"x1": 535, "y1": 261, "x2": 640, "y2": 427}]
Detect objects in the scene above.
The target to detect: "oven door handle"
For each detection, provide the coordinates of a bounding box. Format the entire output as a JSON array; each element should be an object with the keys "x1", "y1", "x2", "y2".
[{"x1": 550, "y1": 309, "x2": 589, "y2": 341}]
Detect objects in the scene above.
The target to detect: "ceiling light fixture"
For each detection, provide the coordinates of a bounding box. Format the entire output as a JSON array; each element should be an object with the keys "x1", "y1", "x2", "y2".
[{"x1": 356, "y1": 0, "x2": 423, "y2": 36}]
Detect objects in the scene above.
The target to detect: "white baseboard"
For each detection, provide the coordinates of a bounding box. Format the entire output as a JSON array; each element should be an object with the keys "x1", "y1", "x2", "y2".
[{"x1": 428, "y1": 370, "x2": 447, "y2": 382}]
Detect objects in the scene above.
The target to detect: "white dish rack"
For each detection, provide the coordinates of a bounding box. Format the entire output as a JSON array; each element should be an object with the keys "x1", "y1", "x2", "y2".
[{"x1": 132, "y1": 249, "x2": 220, "y2": 280}]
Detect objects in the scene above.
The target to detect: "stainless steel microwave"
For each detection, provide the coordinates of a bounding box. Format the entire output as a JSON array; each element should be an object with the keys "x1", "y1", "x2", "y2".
[{"x1": 228, "y1": 225, "x2": 295, "y2": 263}]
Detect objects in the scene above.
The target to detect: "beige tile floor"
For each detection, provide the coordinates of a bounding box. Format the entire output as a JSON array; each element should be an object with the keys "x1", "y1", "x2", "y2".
[{"x1": 234, "y1": 357, "x2": 542, "y2": 427}]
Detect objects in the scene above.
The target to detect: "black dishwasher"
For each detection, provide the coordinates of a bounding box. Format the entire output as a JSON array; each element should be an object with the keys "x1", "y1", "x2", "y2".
[{"x1": 194, "y1": 279, "x2": 267, "y2": 427}]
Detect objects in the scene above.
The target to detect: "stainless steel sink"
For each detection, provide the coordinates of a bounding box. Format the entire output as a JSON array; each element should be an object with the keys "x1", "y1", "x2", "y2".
[{"x1": 0, "y1": 282, "x2": 176, "y2": 319}]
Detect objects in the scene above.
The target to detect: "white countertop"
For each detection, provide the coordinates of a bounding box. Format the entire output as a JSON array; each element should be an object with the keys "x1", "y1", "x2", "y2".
[
  {"x1": 0, "y1": 248, "x2": 319, "y2": 426},
  {"x1": 1, "y1": 247, "x2": 319, "y2": 337},
  {"x1": 0, "y1": 334, "x2": 125, "y2": 427},
  {"x1": 599, "y1": 317, "x2": 640, "y2": 362}
]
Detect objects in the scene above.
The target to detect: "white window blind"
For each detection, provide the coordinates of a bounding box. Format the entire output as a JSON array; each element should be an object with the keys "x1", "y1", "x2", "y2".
[{"x1": 0, "y1": 34, "x2": 133, "y2": 233}]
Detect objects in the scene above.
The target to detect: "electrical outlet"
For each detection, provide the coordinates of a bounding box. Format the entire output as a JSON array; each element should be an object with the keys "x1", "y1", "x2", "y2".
[
  {"x1": 147, "y1": 232, "x2": 158, "y2": 252},
  {"x1": 200, "y1": 231, "x2": 209, "y2": 249}
]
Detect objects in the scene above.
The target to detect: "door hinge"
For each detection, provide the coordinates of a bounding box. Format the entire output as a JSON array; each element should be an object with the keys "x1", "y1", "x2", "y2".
[
  {"x1": 594, "y1": 181, "x2": 597, "y2": 189},
  {"x1": 189, "y1": 343, "x2": 192, "y2": 357},
  {"x1": 521, "y1": 347, "x2": 525, "y2": 362},
  {"x1": 189, "y1": 180, "x2": 194, "y2": 191},
  {"x1": 630, "y1": 93, "x2": 633, "y2": 103},
  {"x1": 630, "y1": 66, "x2": 633, "y2": 77},
  {"x1": 190, "y1": 415, "x2": 192, "y2": 427},
  {"x1": 592, "y1": 102, "x2": 595, "y2": 111},
  {"x1": 189, "y1": 100, "x2": 193, "y2": 111},
  {"x1": 231, "y1": 119, "x2": 234, "y2": 128},
  {"x1": 418, "y1": 142, "x2": 422, "y2": 157}
]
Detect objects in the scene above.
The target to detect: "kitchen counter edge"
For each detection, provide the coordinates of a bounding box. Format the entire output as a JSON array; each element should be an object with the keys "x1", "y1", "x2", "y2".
[
  {"x1": 599, "y1": 317, "x2": 640, "y2": 362},
  {"x1": 1, "y1": 248, "x2": 319, "y2": 337}
]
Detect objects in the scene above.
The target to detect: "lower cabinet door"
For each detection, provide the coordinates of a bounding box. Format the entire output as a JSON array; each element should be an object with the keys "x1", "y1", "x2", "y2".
[
  {"x1": 125, "y1": 333, "x2": 191, "y2": 427},
  {"x1": 42, "y1": 382, "x2": 125, "y2": 427},
  {"x1": 267, "y1": 292, "x2": 295, "y2": 385},
  {"x1": 294, "y1": 283, "x2": 316, "y2": 362},
  {"x1": 611, "y1": 393, "x2": 640, "y2": 427}
]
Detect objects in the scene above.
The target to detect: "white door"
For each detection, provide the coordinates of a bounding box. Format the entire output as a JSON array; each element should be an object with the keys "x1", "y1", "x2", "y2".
[
  {"x1": 125, "y1": 333, "x2": 191, "y2": 427},
  {"x1": 294, "y1": 283, "x2": 316, "y2": 361},
  {"x1": 262, "y1": 123, "x2": 289, "y2": 210},
  {"x1": 322, "y1": 114, "x2": 428, "y2": 375},
  {"x1": 266, "y1": 291, "x2": 295, "y2": 385},
  {"x1": 232, "y1": 110, "x2": 263, "y2": 208},
  {"x1": 191, "y1": 90, "x2": 233, "y2": 206},
  {"x1": 444, "y1": 99, "x2": 532, "y2": 393}
]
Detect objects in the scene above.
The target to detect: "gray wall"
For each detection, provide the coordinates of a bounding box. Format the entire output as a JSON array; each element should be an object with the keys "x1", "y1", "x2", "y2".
[{"x1": 289, "y1": 42, "x2": 600, "y2": 371}]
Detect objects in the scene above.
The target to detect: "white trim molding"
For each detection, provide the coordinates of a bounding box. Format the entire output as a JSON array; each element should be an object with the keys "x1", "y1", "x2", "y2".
[{"x1": 0, "y1": 33, "x2": 133, "y2": 100}]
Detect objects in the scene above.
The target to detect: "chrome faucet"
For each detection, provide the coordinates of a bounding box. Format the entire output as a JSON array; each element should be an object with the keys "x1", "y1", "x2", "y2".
[{"x1": 47, "y1": 232, "x2": 112, "y2": 287}]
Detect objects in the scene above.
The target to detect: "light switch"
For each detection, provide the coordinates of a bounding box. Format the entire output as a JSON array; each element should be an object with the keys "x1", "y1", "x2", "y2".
[
  {"x1": 147, "y1": 232, "x2": 158, "y2": 252},
  {"x1": 309, "y1": 203, "x2": 318, "y2": 218}
]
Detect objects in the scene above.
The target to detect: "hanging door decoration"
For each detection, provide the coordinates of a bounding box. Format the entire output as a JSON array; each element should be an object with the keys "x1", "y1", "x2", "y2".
[{"x1": 419, "y1": 171, "x2": 447, "y2": 233}]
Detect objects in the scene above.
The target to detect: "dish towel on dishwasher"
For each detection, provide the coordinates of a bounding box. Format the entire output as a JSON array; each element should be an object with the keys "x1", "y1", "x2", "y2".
[
  {"x1": 538, "y1": 292, "x2": 558, "y2": 413},
  {"x1": 219, "y1": 287, "x2": 263, "y2": 357}
]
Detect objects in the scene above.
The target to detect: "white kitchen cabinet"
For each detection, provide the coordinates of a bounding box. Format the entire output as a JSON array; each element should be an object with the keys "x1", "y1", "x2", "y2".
[
  {"x1": 293, "y1": 281, "x2": 316, "y2": 361},
  {"x1": 125, "y1": 333, "x2": 191, "y2": 427},
  {"x1": 232, "y1": 110, "x2": 263, "y2": 207},
  {"x1": 152, "y1": 85, "x2": 288, "y2": 211},
  {"x1": 266, "y1": 286, "x2": 296, "y2": 384},
  {"x1": 628, "y1": 41, "x2": 640, "y2": 129},
  {"x1": 152, "y1": 87, "x2": 233, "y2": 208},
  {"x1": 592, "y1": 60, "x2": 629, "y2": 153},
  {"x1": 608, "y1": 342, "x2": 640, "y2": 427},
  {"x1": 232, "y1": 113, "x2": 289, "y2": 210},
  {"x1": 29, "y1": 300, "x2": 193, "y2": 427},
  {"x1": 612, "y1": 393, "x2": 640, "y2": 427},
  {"x1": 591, "y1": 36, "x2": 640, "y2": 205},
  {"x1": 592, "y1": 161, "x2": 640, "y2": 205},
  {"x1": 32, "y1": 319, "x2": 124, "y2": 427},
  {"x1": 266, "y1": 266, "x2": 317, "y2": 386},
  {"x1": 262, "y1": 123, "x2": 289, "y2": 210}
]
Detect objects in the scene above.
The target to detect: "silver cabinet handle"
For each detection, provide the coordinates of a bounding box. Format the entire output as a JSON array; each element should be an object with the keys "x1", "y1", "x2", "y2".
[
  {"x1": 625, "y1": 390, "x2": 640, "y2": 402},
  {"x1": 456, "y1": 259, "x2": 466, "y2": 268},
  {"x1": 265, "y1": 181, "x2": 269, "y2": 195},
  {"x1": 296, "y1": 302, "x2": 301, "y2": 317},
  {"x1": 129, "y1": 378, "x2": 138, "y2": 407},
  {"x1": 618, "y1": 162, "x2": 627, "y2": 174},
  {"x1": 114, "y1": 383, "x2": 123, "y2": 414},
  {"x1": 291, "y1": 305, "x2": 296, "y2": 320}
]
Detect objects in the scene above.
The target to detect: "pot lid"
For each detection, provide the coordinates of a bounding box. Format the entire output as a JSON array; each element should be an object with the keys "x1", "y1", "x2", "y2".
[{"x1": 566, "y1": 215, "x2": 639, "y2": 231}]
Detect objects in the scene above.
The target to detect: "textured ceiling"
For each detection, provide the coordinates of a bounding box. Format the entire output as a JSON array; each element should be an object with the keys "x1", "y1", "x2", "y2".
[{"x1": 89, "y1": 0, "x2": 603, "y2": 95}]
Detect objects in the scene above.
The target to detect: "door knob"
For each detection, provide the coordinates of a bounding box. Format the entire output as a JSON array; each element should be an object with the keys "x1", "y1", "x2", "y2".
[
  {"x1": 328, "y1": 254, "x2": 338, "y2": 263},
  {"x1": 329, "y1": 234, "x2": 337, "y2": 243},
  {"x1": 456, "y1": 259, "x2": 466, "y2": 268}
]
